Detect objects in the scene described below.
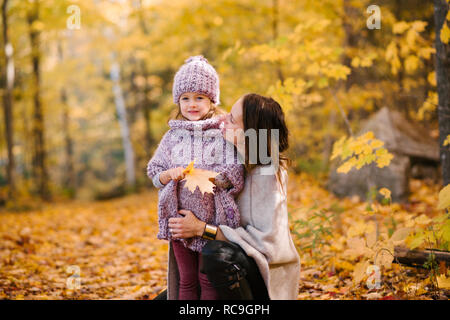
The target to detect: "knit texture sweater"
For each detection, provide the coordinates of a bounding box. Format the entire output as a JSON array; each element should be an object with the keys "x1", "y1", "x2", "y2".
[{"x1": 147, "y1": 117, "x2": 244, "y2": 252}]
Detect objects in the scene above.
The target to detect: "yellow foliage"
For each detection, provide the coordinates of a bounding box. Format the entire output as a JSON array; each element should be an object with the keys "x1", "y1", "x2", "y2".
[
  {"x1": 417, "y1": 91, "x2": 438, "y2": 121},
  {"x1": 352, "y1": 260, "x2": 370, "y2": 285},
  {"x1": 379, "y1": 188, "x2": 391, "y2": 200},
  {"x1": 393, "y1": 21, "x2": 410, "y2": 34},
  {"x1": 385, "y1": 41, "x2": 401, "y2": 75},
  {"x1": 414, "y1": 214, "x2": 432, "y2": 226},
  {"x1": 359, "y1": 53, "x2": 377, "y2": 68},
  {"x1": 437, "y1": 184, "x2": 450, "y2": 210},
  {"x1": 404, "y1": 55, "x2": 420, "y2": 73},
  {"x1": 418, "y1": 47, "x2": 436, "y2": 60},
  {"x1": 441, "y1": 23, "x2": 450, "y2": 44},
  {"x1": 427, "y1": 71, "x2": 437, "y2": 86},
  {"x1": 437, "y1": 274, "x2": 450, "y2": 289},
  {"x1": 444, "y1": 135, "x2": 450, "y2": 147},
  {"x1": 331, "y1": 132, "x2": 394, "y2": 174}
]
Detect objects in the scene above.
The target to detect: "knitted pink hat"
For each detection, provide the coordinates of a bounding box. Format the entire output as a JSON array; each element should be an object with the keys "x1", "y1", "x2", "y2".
[{"x1": 172, "y1": 55, "x2": 220, "y2": 105}]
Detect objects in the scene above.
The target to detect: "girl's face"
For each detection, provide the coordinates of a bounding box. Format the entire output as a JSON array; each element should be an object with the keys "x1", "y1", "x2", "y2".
[
  {"x1": 220, "y1": 96, "x2": 244, "y2": 147},
  {"x1": 179, "y1": 92, "x2": 212, "y2": 121}
]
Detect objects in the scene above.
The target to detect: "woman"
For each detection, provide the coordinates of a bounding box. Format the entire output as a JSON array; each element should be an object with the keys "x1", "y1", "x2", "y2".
[{"x1": 167, "y1": 93, "x2": 300, "y2": 300}]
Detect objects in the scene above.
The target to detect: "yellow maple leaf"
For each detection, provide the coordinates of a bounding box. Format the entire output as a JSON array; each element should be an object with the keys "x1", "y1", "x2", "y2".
[
  {"x1": 379, "y1": 187, "x2": 391, "y2": 200},
  {"x1": 183, "y1": 160, "x2": 195, "y2": 175},
  {"x1": 370, "y1": 139, "x2": 384, "y2": 149},
  {"x1": 440, "y1": 23, "x2": 450, "y2": 44},
  {"x1": 345, "y1": 237, "x2": 368, "y2": 257},
  {"x1": 443, "y1": 135, "x2": 450, "y2": 147},
  {"x1": 414, "y1": 214, "x2": 432, "y2": 226},
  {"x1": 373, "y1": 241, "x2": 394, "y2": 269},
  {"x1": 361, "y1": 131, "x2": 375, "y2": 142},
  {"x1": 331, "y1": 136, "x2": 346, "y2": 160},
  {"x1": 352, "y1": 260, "x2": 370, "y2": 285},
  {"x1": 376, "y1": 152, "x2": 394, "y2": 168},
  {"x1": 427, "y1": 71, "x2": 437, "y2": 86},
  {"x1": 337, "y1": 159, "x2": 354, "y2": 174},
  {"x1": 181, "y1": 163, "x2": 219, "y2": 195},
  {"x1": 437, "y1": 184, "x2": 450, "y2": 210},
  {"x1": 349, "y1": 140, "x2": 364, "y2": 155},
  {"x1": 351, "y1": 57, "x2": 360, "y2": 68},
  {"x1": 393, "y1": 21, "x2": 410, "y2": 34},
  {"x1": 437, "y1": 274, "x2": 450, "y2": 289},
  {"x1": 404, "y1": 55, "x2": 420, "y2": 73},
  {"x1": 389, "y1": 227, "x2": 412, "y2": 245}
]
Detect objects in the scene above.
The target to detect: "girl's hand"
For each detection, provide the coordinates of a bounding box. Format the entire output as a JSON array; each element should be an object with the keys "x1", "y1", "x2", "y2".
[
  {"x1": 160, "y1": 167, "x2": 186, "y2": 185},
  {"x1": 168, "y1": 210, "x2": 206, "y2": 239}
]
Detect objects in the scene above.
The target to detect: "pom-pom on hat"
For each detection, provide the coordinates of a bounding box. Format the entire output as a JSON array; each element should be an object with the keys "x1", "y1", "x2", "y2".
[{"x1": 172, "y1": 55, "x2": 220, "y2": 105}]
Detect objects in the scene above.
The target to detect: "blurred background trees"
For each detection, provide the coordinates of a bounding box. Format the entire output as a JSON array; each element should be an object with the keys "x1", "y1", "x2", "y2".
[{"x1": 0, "y1": 0, "x2": 448, "y2": 206}]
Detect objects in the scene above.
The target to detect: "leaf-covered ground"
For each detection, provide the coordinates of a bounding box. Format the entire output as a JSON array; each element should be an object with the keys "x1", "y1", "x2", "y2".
[
  {"x1": 0, "y1": 173, "x2": 448, "y2": 300},
  {"x1": 288, "y1": 174, "x2": 448, "y2": 300},
  {"x1": 0, "y1": 192, "x2": 167, "y2": 300}
]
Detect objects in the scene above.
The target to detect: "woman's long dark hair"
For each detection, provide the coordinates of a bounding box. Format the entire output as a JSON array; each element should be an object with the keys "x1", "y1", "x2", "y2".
[{"x1": 241, "y1": 93, "x2": 290, "y2": 184}]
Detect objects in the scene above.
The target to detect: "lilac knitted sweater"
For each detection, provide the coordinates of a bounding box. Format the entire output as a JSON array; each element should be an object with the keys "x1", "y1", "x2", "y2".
[{"x1": 147, "y1": 117, "x2": 244, "y2": 252}]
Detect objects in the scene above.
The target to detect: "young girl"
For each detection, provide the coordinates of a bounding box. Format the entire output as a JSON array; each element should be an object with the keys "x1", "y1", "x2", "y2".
[{"x1": 146, "y1": 56, "x2": 244, "y2": 300}]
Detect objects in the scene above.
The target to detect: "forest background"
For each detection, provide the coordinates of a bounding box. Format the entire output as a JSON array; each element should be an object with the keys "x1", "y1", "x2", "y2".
[{"x1": 1, "y1": 0, "x2": 450, "y2": 300}]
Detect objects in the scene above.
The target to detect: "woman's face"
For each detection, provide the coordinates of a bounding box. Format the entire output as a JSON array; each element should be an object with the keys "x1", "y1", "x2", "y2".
[
  {"x1": 179, "y1": 92, "x2": 212, "y2": 121},
  {"x1": 220, "y1": 96, "x2": 244, "y2": 147}
]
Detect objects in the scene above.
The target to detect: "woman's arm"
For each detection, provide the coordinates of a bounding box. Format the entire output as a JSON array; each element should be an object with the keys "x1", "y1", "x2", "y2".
[{"x1": 168, "y1": 210, "x2": 228, "y2": 241}]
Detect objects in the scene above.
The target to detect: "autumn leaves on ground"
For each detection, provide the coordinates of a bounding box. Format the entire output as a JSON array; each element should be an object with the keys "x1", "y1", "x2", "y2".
[{"x1": 0, "y1": 172, "x2": 448, "y2": 300}]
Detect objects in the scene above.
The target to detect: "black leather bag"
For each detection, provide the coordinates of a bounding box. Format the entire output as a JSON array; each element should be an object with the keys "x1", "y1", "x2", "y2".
[{"x1": 199, "y1": 240, "x2": 270, "y2": 300}]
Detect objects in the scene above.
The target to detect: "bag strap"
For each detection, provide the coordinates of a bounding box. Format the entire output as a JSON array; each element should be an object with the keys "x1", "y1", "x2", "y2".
[{"x1": 213, "y1": 263, "x2": 248, "y2": 289}]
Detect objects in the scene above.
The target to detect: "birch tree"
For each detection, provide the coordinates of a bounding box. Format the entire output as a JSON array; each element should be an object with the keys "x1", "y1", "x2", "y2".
[
  {"x1": 111, "y1": 56, "x2": 136, "y2": 188},
  {"x1": 1, "y1": 0, "x2": 15, "y2": 200}
]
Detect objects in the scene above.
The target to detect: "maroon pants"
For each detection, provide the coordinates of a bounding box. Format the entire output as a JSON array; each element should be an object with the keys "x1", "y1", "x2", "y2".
[{"x1": 171, "y1": 240, "x2": 219, "y2": 300}]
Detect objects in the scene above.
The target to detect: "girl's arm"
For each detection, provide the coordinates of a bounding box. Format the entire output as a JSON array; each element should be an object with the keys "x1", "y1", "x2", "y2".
[
  {"x1": 147, "y1": 131, "x2": 172, "y2": 187},
  {"x1": 217, "y1": 164, "x2": 245, "y2": 196}
]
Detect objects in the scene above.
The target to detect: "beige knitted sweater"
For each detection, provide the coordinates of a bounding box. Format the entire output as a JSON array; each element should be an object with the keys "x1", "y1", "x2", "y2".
[
  {"x1": 219, "y1": 165, "x2": 300, "y2": 300},
  {"x1": 167, "y1": 165, "x2": 300, "y2": 300}
]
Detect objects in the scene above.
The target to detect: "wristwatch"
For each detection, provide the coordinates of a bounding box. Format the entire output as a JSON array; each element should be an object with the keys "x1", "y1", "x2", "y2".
[{"x1": 202, "y1": 224, "x2": 218, "y2": 240}]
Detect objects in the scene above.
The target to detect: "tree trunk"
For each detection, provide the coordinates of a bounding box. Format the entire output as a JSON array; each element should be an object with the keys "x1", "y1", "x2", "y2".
[
  {"x1": 1, "y1": 0, "x2": 15, "y2": 200},
  {"x1": 141, "y1": 77, "x2": 154, "y2": 153},
  {"x1": 61, "y1": 88, "x2": 76, "y2": 196},
  {"x1": 136, "y1": 0, "x2": 154, "y2": 154},
  {"x1": 322, "y1": 108, "x2": 336, "y2": 171},
  {"x1": 272, "y1": 0, "x2": 284, "y2": 84},
  {"x1": 58, "y1": 43, "x2": 76, "y2": 198},
  {"x1": 110, "y1": 58, "x2": 136, "y2": 189},
  {"x1": 394, "y1": 246, "x2": 450, "y2": 268},
  {"x1": 342, "y1": 0, "x2": 358, "y2": 91},
  {"x1": 434, "y1": 0, "x2": 450, "y2": 186},
  {"x1": 27, "y1": 1, "x2": 50, "y2": 200}
]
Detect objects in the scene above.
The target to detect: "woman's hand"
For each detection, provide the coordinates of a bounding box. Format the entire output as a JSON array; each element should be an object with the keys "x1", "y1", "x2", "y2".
[
  {"x1": 160, "y1": 167, "x2": 186, "y2": 185},
  {"x1": 168, "y1": 210, "x2": 206, "y2": 239}
]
